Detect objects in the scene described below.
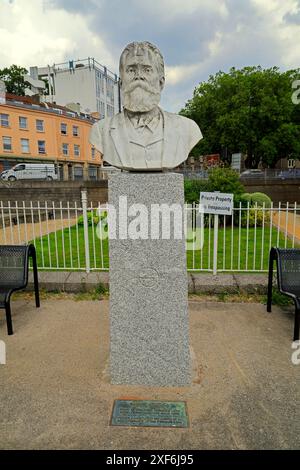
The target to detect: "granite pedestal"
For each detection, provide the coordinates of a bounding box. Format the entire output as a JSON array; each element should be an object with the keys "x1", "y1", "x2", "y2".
[{"x1": 108, "y1": 172, "x2": 191, "y2": 386}]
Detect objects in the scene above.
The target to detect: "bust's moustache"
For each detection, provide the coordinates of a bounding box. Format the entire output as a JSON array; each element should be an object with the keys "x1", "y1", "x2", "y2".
[{"x1": 122, "y1": 80, "x2": 159, "y2": 95}]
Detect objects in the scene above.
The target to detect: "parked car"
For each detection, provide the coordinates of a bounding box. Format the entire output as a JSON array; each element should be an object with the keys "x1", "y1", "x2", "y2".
[
  {"x1": 240, "y1": 169, "x2": 264, "y2": 178},
  {"x1": 0, "y1": 169, "x2": 9, "y2": 179},
  {"x1": 1, "y1": 163, "x2": 58, "y2": 181},
  {"x1": 278, "y1": 169, "x2": 300, "y2": 180}
]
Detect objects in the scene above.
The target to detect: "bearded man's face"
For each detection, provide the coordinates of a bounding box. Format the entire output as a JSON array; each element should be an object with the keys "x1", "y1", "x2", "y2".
[{"x1": 120, "y1": 49, "x2": 164, "y2": 113}]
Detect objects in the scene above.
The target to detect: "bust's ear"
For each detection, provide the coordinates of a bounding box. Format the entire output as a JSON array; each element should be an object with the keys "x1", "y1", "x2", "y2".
[{"x1": 160, "y1": 77, "x2": 165, "y2": 91}]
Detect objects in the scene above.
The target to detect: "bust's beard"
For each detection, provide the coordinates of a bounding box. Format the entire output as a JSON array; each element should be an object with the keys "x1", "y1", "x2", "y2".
[{"x1": 121, "y1": 83, "x2": 161, "y2": 113}]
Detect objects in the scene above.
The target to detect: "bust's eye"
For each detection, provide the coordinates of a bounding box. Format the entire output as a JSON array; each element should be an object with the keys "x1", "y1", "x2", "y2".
[
  {"x1": 145, "y1": 67, "x2": 152, "y2": 73},
  {"x1": 127, "y1": 67, "x2": 135, "y2": 73}
]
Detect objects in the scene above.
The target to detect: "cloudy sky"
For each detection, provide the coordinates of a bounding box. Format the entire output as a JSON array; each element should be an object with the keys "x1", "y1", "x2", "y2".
[{"x1": 0, "y1": 0, "x2": 299, "y2": 111}]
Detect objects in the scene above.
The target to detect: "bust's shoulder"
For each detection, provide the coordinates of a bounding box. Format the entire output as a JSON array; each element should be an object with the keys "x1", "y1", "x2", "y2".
[
  {"x1": 162, "y1": 109, "x2": 203, "y2": 150},
  {"x1": 91, "y1": 114, "x2": 115, "y2": 131},
  {"x1": 162, "y1": 110, "x2": 199, "y2": 129}
]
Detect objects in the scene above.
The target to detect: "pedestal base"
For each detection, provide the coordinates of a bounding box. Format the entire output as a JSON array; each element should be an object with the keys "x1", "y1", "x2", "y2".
[{"x1": 108, "y1": 172, "x2": 191, "y2": 386}]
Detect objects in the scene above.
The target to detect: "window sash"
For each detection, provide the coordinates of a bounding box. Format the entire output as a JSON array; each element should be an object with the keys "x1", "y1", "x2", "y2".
[
  {"x1": 36, "y1": 120, "x2": 44, "y2": 131},
  {"x1": 38, "y1": 140, "x2": 46, "y2": 154},
  {"x1": 74, "y1": 144, "x2": 80, "y2": 156},
  {"x1": 3, "y1": 136, "x2": 12, "y2": 151},
  {"x1": 62, "y1": 143, "x2": 69, "y2": 155},
  {"x1": 61, "y1": 123, "x2": 67, "y2": 135},
  {"x1": 19, "y1": 117, "x2": 27, "y2": 129},
  {"x1": 1, "y1": 114, "x2": 9, "y2": 127},
  {"x1": 21, "y1": 139, "x2": 29, "y2": 153}
]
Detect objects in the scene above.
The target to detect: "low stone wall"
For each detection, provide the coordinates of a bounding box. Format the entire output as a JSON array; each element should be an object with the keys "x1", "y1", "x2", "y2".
[
  {"x1": 1, "y1": 178, "x2": 298, "y2": 205},
  {"x1": 0, "y1": 180, "x2": 108, "y2": 205},
  {"x1": 244, "y1": 180, "x2": 300, "y2": 204}
]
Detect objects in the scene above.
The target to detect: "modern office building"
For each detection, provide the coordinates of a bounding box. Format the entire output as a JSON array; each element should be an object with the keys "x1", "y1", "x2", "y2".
[
  {"x1": 0, "y1": 92, "x2": 103, "y2": 180},
  {"x1": 28, "y1": 58, "x2": 121, "y2": 118}
]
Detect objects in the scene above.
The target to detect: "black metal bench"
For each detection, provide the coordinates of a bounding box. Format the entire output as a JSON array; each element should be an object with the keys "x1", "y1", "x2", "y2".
[
  {"x1": 267, "y1": 247, "x2": 300, "y2": 341},
  {"x1": 0, "y1": 244, "x2": 40, "y2": 335}
]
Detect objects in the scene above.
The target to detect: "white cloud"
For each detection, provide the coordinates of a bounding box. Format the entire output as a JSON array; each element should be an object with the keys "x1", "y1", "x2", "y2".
[
  {"x1": 251, "y1": 0, "x2": 300, "y2": 69},
  {"x1": 147, "y1": 0, "x2": 228, "y2": 18},
  {"x1": 165, "y1": 63, "x2": 201, "y2": 85},
  {"x1": 0, "y1": 0, "x2": 116, "y2": 71},
  {"x1": 0, "y1": 0, "x2": 299, "y2": 112}
]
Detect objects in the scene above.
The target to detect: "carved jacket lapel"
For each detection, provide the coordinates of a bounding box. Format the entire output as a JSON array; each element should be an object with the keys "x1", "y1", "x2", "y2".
[{"x1": 109, "y1": 113, "x2": 132, "y2": 168}]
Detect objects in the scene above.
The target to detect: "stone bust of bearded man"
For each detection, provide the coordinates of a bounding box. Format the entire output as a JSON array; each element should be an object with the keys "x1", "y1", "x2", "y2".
[{"x1": 89, "y1": 41, "x2": 202, "y2": 171}]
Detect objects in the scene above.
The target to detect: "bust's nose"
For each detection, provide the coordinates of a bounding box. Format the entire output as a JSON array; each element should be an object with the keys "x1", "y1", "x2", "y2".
[{"x1": 134, "y1": 66, "x2": 145, "y2": 80}]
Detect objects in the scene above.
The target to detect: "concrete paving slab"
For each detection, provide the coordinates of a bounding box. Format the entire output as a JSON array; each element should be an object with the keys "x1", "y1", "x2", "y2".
[
  {"x1": 28, "y1": 271, "x2": 267, "y2": 294},
  {"x1": 0, "y1": 299, "x2": 299, "y2": 450}
]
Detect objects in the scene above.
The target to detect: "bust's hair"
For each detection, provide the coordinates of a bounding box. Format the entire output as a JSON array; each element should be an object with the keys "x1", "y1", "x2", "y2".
[{"x1": 119, "y1": 41, "x2": 165, "y2": 80}]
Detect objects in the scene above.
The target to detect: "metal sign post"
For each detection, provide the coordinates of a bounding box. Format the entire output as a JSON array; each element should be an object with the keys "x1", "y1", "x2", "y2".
[
  {"x1": 200, "y1": 191, "x2": 234, "y2": 276},
  {"x1": 213, "y1": 213, "x2": 219, "y2": 276}
]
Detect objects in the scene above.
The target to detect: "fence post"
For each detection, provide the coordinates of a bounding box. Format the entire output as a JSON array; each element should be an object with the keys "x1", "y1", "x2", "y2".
[
  {"x1": 213, "y1": 214, "x2": 219, "y2": 275},
  {"x1": 81, "y1": 190, "x2": 90, "y2": 273}
]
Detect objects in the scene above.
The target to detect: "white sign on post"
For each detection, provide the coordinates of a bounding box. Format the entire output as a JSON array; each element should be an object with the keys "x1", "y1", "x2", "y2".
[
  {"x1": 231, "y1": 153, "x2": 242, "y2": 172},
  {"x1": 199, "y1": 192, "x2": 234, "y2": 275},
  {"x1": 199, "y1": 192, "x2": 233, "y2": 216}
]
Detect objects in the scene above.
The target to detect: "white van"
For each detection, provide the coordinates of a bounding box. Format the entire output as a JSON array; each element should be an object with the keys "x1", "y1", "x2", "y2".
[{"x1": 1, "y1": 163, "x2": 58, "y2": 181}]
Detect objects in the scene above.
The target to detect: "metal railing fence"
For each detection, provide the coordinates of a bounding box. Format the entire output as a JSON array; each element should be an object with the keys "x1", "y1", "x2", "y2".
[{"x1": 0, "y1": 192, "x2": 299, "y2": 273}]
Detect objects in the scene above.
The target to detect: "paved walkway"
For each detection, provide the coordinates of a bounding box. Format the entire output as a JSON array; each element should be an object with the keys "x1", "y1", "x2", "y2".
[
  {"x1": 0, "y1": 218, "x2": 77, "y2": 244},
  {"x1": 0, "y1": 298, "x2": 299, "y2": 449},
  {"x1": 272, "y1": 211, "x2": 300, "y2": 243}
]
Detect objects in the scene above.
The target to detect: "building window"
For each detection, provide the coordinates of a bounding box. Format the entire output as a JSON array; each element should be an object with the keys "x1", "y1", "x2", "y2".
[
  {"x1": 106, "y1": 78, "x2": 115, "y2": 104},
  {"x1": 38, "y1": 140, "x2": 46, "y2": 154},
  {"x1": 73, "y1": 125, "x2": 79, "y2": 137},
  {"x1": 19, "y1": 116, "x2": 27, "y2": 129},
  {"x1": 89, "y1": 166, "x2": 97, "y2": 180},
  {"x1": 73, "y1": 166, "x2": 83, "y2": 180},
  {"x1": 2, "y1": 136, "x2": 12, "y2": 151},
  {"x1": 97, "y1": 100, "x2": 105, "y2": 119},
  {"x1": 74, "y1": 144, "x2": 80, "y2": 157},
  {"x1": 91, "y1": 147, "x2": 95, "y2": 159},
  {"x1": 21, "y1": 138, "x2": 30, "y2": 153},
  {"x1": 62, "y1": 143, "x2": 69, "y2": 156},
  {"x1": 0, "y1": 113, "x2": 9, "y2": 127},
  {"x1": 36, "y1": 119, "x2": 44, "y2": 132},
  {"x1": 107, "y1": 104, "x2": 114, "y2": 117},
  {"x1": 61, "y1": 123, "x2": 67, "y2": 135}
]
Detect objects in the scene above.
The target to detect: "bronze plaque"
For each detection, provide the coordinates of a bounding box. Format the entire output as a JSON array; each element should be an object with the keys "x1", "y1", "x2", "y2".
[{"x1": 111, "y1": 400, "x2": 188, "y2": 428}]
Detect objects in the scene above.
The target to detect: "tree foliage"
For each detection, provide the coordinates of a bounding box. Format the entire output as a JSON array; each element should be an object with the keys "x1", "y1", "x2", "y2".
[
  {"x1": 0, "y1": 64, "x2": 29, "y2": 96},
  {"x1": 184, "y1": 167, "x2": 245, "y2": 204},
  {"x1": 180, "y1": 66, "x2": 300, "y2": 168}
]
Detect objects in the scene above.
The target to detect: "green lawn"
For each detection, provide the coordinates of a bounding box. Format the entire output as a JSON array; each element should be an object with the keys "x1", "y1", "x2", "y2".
[
  {"x1": 30, "y1": 222, "x2": 297, "y2": 272},
  {"x1": 186, "y1": 225, "x2": 297, "y2": 271}
]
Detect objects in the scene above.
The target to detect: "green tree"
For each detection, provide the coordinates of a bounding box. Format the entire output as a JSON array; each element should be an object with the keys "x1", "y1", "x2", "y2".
[
  {"x1": 180, "y1": 66, "x2": 300, "y2": 168},
  {"x1": 0, "y1": 64, "x2": 29, "y2": 96},
  {"x1": 184, "y1": 167, "x2": 244, "y2": 204}
]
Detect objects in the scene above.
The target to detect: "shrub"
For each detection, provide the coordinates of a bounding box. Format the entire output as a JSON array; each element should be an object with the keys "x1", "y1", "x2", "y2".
[
  {"x1": 184, "y1": 167, "x2": 245, "y2": 204},
  {"x1": 241, "y1": 208, "x2": 270, "y2": 227},
  {"x1": 250, "y1": 192, "x2": 272, "y2": 208},
  {"x1": 239, "y1": 192, "x2": 271, "y2": 227},
  {"x1": 184, "y1": 178, "x2": 209, "y2": 204},
  {"x1": 208, "y1": 168, "x2": 245, "y2": 204},
  {"x1": 77, "y1": 211, "x2": 100, "y2": 226},
  {"x1": 238, "y1": 192, "x2": 271, "y2": 208}
]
